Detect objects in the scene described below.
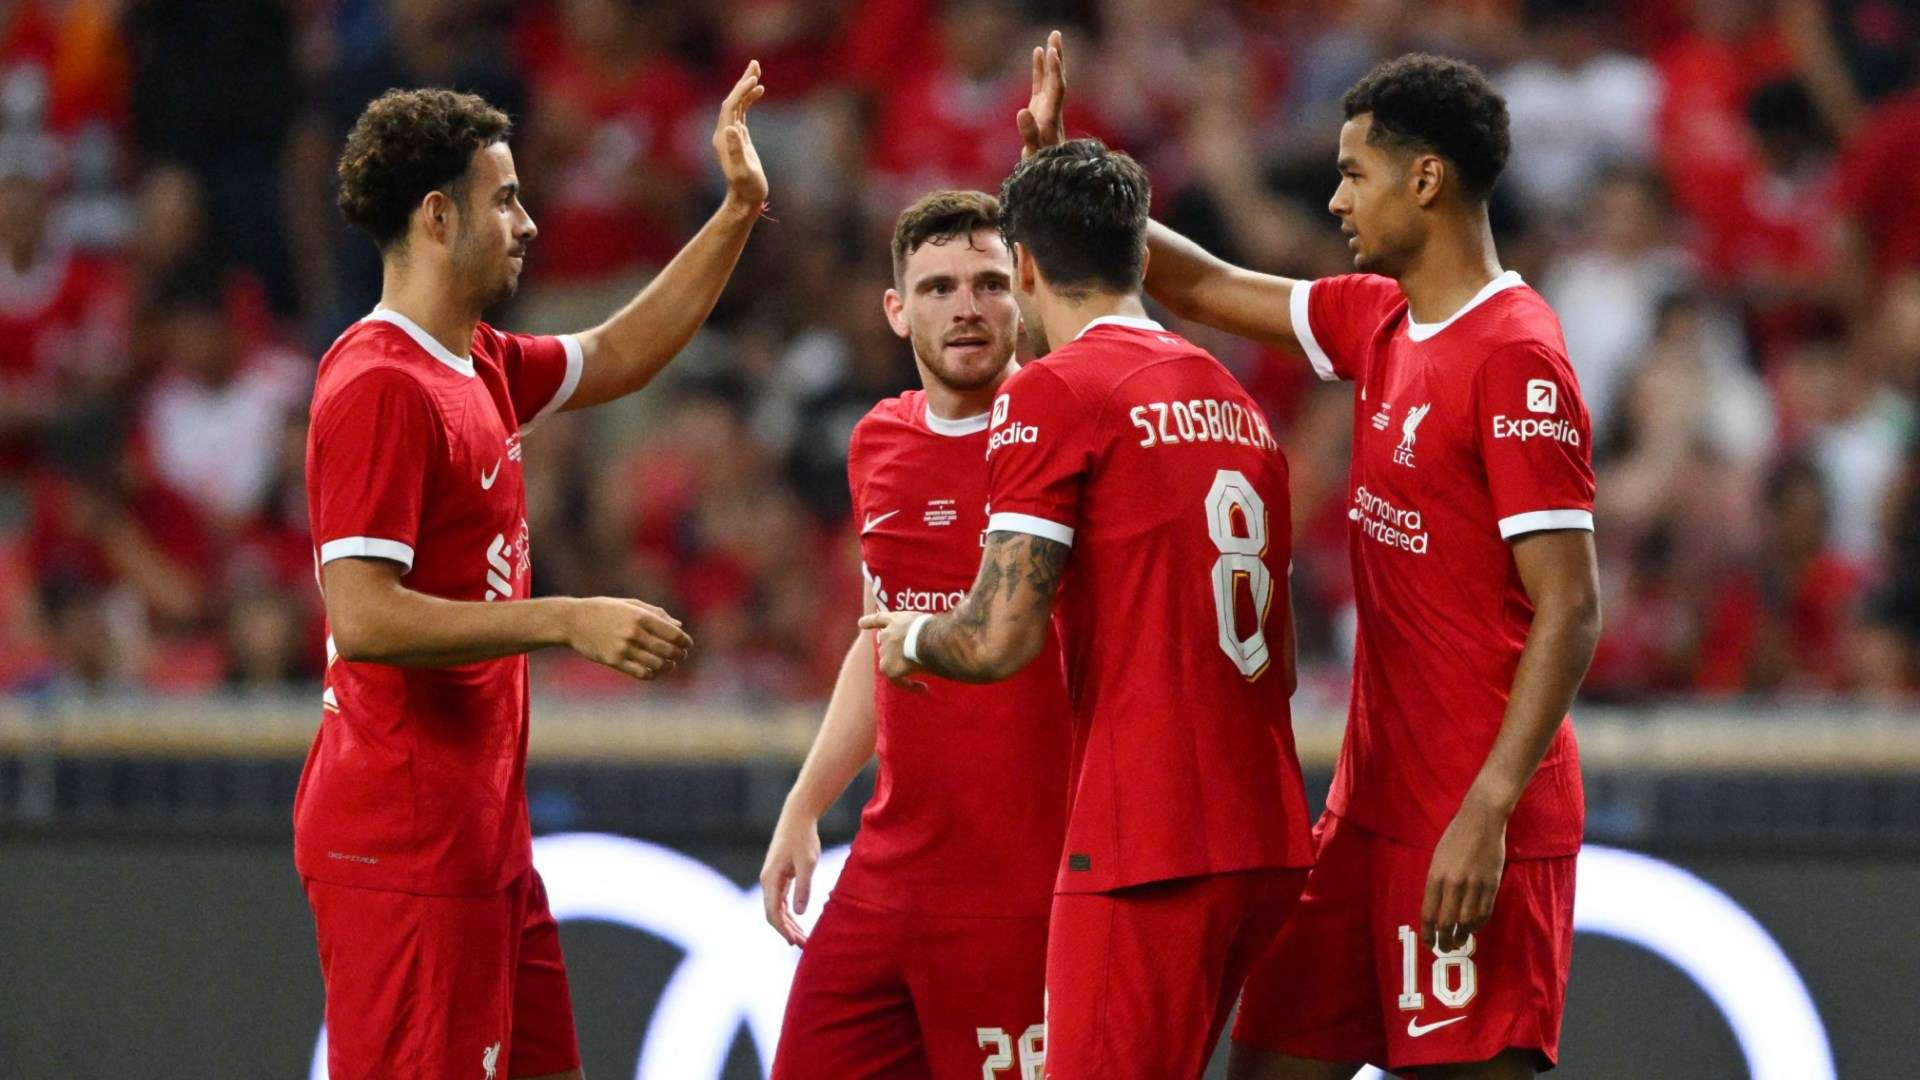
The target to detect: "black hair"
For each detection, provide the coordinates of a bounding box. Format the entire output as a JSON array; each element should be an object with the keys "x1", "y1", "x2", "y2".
[
  {"x1": 1342, "y1": 53, "x2": 1511, "y2": 201},
  {"x1": 337, "y1": 88, "x2": 513, "y2": 252},
  {"x1": 998, "y1": 138, "x2": 1150, "y2": 295}
]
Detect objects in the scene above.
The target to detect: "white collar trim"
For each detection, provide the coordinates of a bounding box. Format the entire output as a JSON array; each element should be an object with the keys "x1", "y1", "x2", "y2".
[
  {"x1": 1404, "y1": 270, "x2": 1523, "y2": 342},
  {"x1": 924, "y1": 403, "x2": 990, "y2": 436},
  {"x1": 365, "y1": 307, "x2": 475, "y2": 377},
  {"x1": 1075, "y1": 314, "x2": 1165, "y2": 340}
]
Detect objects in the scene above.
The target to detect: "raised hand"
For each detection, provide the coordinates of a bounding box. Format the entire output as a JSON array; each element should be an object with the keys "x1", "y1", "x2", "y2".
[
  {"x1": 1016, "y1": 30, "x2": 1068, "y2": 157},
  {"x1": 714, "y1": 60, "x2": 769, "y2": 213},
  {"x1": 564, "y1": 596, "x2": 692, "y2": 681}
]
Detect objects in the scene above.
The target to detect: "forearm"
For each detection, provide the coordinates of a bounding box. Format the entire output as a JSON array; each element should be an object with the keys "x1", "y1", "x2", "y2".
[
  {"x1": 332, "y1": 586, "x2": 575, "y2": 667},
  {"x1": 569, "y1": 196, "x2": 762, "y2": 407},
  {"x1": 782, "y1": 634, "x2": 880, "y2": 821},
  {"x1": 1463, "y1": 600, "x2": 1601, "y2": 815},
  {"x1": 1144, "y1": 220, "x2": 1300, "y2": 348},
  {"x1": 914, "y1": 606, "x2": 1039, "y2": 684}
]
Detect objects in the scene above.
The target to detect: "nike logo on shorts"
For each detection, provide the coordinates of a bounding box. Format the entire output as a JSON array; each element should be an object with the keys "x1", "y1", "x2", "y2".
[
  {"x1": 480, "y1": 460, "x2": 502, "y2": 489},
  {"x1": 1407, "y1": 1015, "x2": 1467, "y2": 1038}
]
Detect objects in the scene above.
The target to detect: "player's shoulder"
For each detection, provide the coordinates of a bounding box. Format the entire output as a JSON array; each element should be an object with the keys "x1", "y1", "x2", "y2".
[
  {"x1": 1471, "y1": 282, "x2": 1572, "y2": 366},
  {"x1": 1309, "y1": 272, "x2": 1406, "y2": 318},
  {"x1": 314, "y1": 321, "x2": 439, "y2": 409},
  {"x1": 849, "y1": 389, "x2": 928, "y2": 467},
  {"x1": 852, "y1": 388, "x2": 926, "y2": 441},
  {"x1": 1031, "y1": 318, "x2": 1199, "y2": 391}
]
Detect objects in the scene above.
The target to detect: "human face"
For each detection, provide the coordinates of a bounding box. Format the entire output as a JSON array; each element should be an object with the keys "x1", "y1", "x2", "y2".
[
  {"x1": 886, "y1": 229, "x2": 1020, "y2": 394},
  {"x1": 450, "y1": 142, "x2": 536, "y2": 309},
  {"x1": 1329, "y1": 114, "x2": 1426, "y2": 277}
]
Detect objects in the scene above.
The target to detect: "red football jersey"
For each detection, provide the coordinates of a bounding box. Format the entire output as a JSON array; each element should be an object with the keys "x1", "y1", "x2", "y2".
[
  {"x1": 985, "y1": 316, "x2": 1315, "y2": 895},
  {"x1": 1291, "y1": 272, "x2": 1590, "y2": 857},
  {"x1": 297, "y1": 308, "x2": 583, "y2": 894},
  {"x1": 834, "y1": 390, "x2": 1073, "y2": 917}
]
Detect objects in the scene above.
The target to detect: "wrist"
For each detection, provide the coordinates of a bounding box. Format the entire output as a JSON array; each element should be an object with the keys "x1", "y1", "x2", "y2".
[
  {"x1": 718, "y1": 192, "x2": 764, "y2": 225},
  {"x1": 1460, "y1": 779, "x2": 1520, "y2": 822},
  {"x1": 902, "y1": 613, "x2": 934, "y2": 666},
  {"x1": 544, "y1": 597, "x2": 581, "y2": 651}
]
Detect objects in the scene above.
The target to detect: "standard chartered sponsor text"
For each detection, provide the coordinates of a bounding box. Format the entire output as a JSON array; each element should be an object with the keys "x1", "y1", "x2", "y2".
[{"x1": 1351, "y1": 484, "x2": 1429, "y2": 554}]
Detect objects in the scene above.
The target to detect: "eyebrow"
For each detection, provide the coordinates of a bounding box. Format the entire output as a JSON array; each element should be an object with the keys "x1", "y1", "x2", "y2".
[
  {"x1": 1337, "y1": 156, "x2": 1359, "y2": 172},
  {"x1": 914, "y1": 274, "x2": 956, "y2": 292},
  {"x1": 497, "y1": 181, "x2": 519, "y2": 200}
]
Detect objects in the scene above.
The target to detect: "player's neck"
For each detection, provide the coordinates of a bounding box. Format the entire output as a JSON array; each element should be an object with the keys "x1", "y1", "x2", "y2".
[
  {"x1": 377, "y1": 267, "x2": 480, "y2": 360},
  {"x1": 1395, "y1": 215, "x2": 1504, "y2": 327},
  {"x1": 922, "y1": 363, "x2": 1011, "y2": 422},
  {"x1": 1040, "y1": 291, "x2": 1151, "y2": 351}
]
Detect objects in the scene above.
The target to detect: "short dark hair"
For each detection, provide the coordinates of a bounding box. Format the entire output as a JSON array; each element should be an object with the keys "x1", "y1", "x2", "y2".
[
  {"x1": 998, "y1": 139, "x2": 1150, "y2": 295},
  {"x1": 337, "y1": 88, "x2": 512, "y2": 251},
  {"x1": 891, "y1": 190, "x2": 1002, "y2": 286},
  {"x1": 1342, "y1": 54, "x2": 1510, "y2": 201}
]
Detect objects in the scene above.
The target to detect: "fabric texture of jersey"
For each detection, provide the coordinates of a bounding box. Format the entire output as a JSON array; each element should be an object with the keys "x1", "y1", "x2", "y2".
[
  {"x1": 836, "y1": 389, "x2": 1073, "y2": 918},
  {"x1": 985, "y1": 317, "x2": 1314, "y2": 894},
  {"x1": 1292, "y1": 274, "x2": 1590, "y2": 857},
  {"x1": 297, "y1": 309, "x2": 583, "y2": 894},
  {"x1": 771, "y1": 893, "x2": 1048, "y2": 1080},
  {"x1": 306, "y1": 865, "x2": 581, "y2": 1080},
  {"x1": 1233, "y1": 812, "x2": 1574, "y2": 1073},
  {"x1": 1045, "y1": 867, "x2": 1307, "y2": 1080}
]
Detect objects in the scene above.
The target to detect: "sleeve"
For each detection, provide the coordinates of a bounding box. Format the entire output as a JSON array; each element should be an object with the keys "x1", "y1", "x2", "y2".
[
  {"x1": 1472, "y1": 342, "x2": 1596, "y2": 541},
  {"x1": 310, "y1": 369, "x2": 439, "y2": 572},
  {"x1": 482, "y1": 323, "x2": 585, "y2": 427},
  {"x1": 984, "y1": 365, "x2": 1089, "y2": 547},
  {"x1": 1290, "y1": 273, "x2": 1403, "y2": 382}
]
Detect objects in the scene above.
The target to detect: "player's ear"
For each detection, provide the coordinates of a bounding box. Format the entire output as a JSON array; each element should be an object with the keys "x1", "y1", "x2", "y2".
[
  {"x1": 1412, "y1": 154, "x2": 1444, "y2": 208},
  {"x1": 420, "y1": 189, "x2": 454, "y2": 246},
  {"x1": 1014, "y1": 242, "x2": 1037, "y2": 293},
  {"x1": 882, "y1": 287, "x2": 909, "y2": 339}
]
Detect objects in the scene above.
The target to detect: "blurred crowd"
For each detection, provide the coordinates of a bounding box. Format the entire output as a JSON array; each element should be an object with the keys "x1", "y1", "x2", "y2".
[{"x1": 2, "y1": 0, "x2": 1918, "y2": 704}]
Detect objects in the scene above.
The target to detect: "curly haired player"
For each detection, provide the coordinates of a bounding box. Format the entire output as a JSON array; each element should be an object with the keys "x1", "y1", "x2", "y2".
[{"x1": 301, "y1": 67, "x2": 768, "y2": 1080}]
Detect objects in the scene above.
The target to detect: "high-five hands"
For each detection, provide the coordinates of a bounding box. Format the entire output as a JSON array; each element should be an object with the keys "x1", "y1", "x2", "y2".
[
  {"x1": 714, "y1": 61, "x2": 769, "y2": 214},
  {"x1": 1017, "y1": 30, "x2": 1069, "y2": 157}
]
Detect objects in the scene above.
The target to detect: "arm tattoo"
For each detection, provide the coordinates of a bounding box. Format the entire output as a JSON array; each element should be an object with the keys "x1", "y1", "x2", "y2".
[{"x1": 916, "y1": 531, "x2": 1069, "y2": 683}]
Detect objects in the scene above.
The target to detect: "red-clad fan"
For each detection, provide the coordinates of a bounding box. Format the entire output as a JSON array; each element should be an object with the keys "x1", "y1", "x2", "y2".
[
  {"x1": 764, "y1": 189, "x2": 1069, "y2": 1080},
  {"x1": 863, "y1": 139, "x2": 1313, "y2": 1080},
  {"x1": 301, "y1": 68, "x2": 770, "y2": 1080},
  {"x1": 1030, "y1": 45, "x2": 1601, "y2": 1080}
]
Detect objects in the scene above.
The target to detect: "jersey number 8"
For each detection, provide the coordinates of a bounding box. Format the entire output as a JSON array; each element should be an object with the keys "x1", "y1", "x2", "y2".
[{"x1": 1205, "y1": 469, "x2": 1274, "y2": 679}]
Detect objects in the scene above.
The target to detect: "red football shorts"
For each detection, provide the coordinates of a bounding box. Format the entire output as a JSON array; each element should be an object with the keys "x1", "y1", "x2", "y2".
[
  {"x1": 1044, "y1": 867, "x2": 1308, "y2": 1080},
  {"x1": 773, "y1": 892, "x2": 1050, "y2": 1080},
  {"x1": 1233, "y1": 812, "x2": 1575, "y2": 1074},
  {"x1": 305, "y1": 866, "x2": 580, "y2": 1080}
]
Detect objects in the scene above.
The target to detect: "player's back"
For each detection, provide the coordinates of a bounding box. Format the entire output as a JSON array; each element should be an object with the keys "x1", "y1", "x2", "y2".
[{"x1": 986, "y1": 317, "x2": 1313, "y2": 894}]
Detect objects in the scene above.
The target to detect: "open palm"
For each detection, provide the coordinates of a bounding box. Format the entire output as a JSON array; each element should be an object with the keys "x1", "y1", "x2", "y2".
[{"x1": 714, "y1": 60, "x2": 769, "y2": 210}]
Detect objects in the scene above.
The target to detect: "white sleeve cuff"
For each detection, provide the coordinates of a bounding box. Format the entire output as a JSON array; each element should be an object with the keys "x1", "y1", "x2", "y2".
[
  {"x1": 902, "y1": 613, "x2": 933, "y2": 664},
  {"x1": 529, "y1": 334, "x2": 586, "y2": 426},
  {"x1": 318, "y1": 536, "x2": 415, "y2": 571},
  {"x1": 986, "y1": 512, "x2": 1075, "y2": 546},
  {"x1": 1498, "y1": 508, "x2": 1594, "y2": 539},
  {"x1": 1291, "y1": 280, "x2": 1338, "y2": 382}
]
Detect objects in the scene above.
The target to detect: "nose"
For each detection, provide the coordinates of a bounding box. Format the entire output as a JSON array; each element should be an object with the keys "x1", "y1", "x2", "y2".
[
  {"x1": 517, "y1": 207, "x2": 537, "y2": 242},
  {"x1": 954, "y1": 286, "x2": 983, "y2": 318}
]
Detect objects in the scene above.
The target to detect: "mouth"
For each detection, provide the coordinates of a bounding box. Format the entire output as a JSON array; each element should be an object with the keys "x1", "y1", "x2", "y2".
[{"x1": 944, "y1": 335, "x2": 990, "y2": 351}]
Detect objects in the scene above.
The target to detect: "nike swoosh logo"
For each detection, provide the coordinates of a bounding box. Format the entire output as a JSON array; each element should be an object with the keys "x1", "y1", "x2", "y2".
[
  {"x1": 861, "y1": 510, "x2": 899, "y2": 533},
  {"x1": 480, "y1": 460, "x2": 502, "y2": 490},
  {"x1": 1406, "y1": 1016, "x2": 1468, "y2": 1038}
]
